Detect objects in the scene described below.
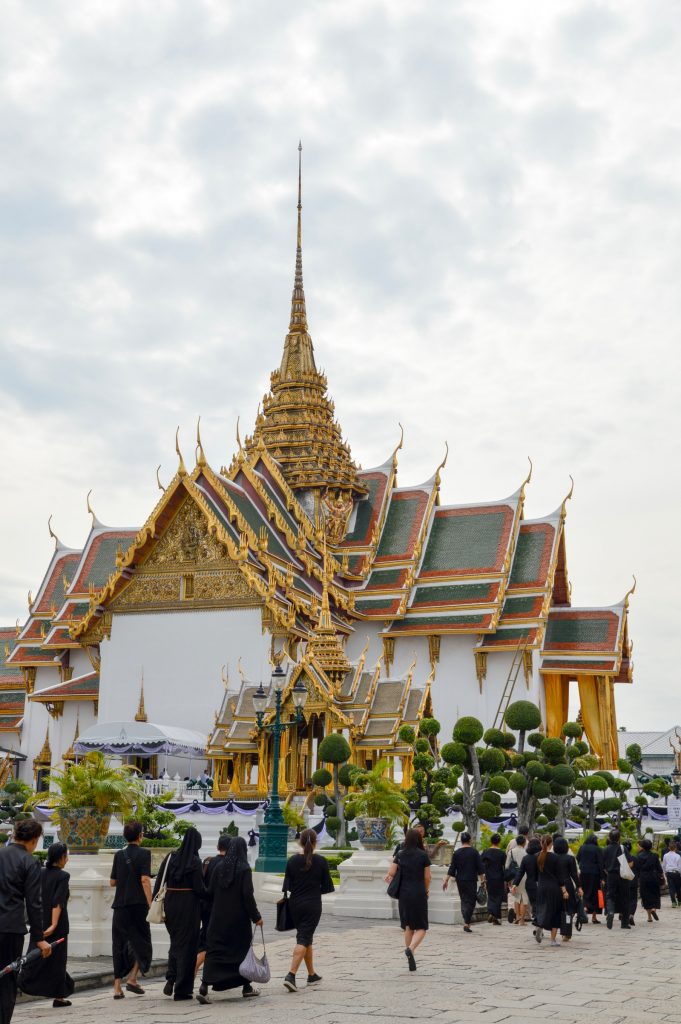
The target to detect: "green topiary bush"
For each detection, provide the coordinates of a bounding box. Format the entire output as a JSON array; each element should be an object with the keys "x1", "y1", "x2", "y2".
[
  {"x1": 398, "y1": 725, "x2": 416, "y2": 745},
  {"x1": 453, "y1": 717, "x2": 484, "y2": 745},
  {"x1": 312, "y1": 768, "x2": 332, "y2": 788},
  {"x1": 441, "y1": 742, "x2": 468, "y2": 765},
  {"x1": 476, "y1": 801, "x2": 497, "y2": 820},
  {"x1": 318, "y1": 733, "x2": 352, "y2": 765},
  {"x1": 414, "y1": 738, "x2": 430, "y2": 754},
  {"x1": 526, "y1": 760, "x2": 545, "y2": 779},
  {"x1": 527, "y1": 732, "x2": 544, "y2": 749},
  {"x1": 532, "y1": 780, "x2": 551, "y2": 799},
  {"x1": 483, "y1": 728, "x2": 506, "y2": 747},
  {"x1": 550, "y1": 764, "x2": 575, "y2": 787},
  {"x1": 419, "y1": 718, "x2": 441, "y2": 737},
  {"x1": 479, "y1": 747, "x2": 506, "y2": 773},
  {"x1": 504, "y1": 701, "x2": 542, "y2": 732},
  {"x1": 561, "y1": 722, "x2": 582, "y2": 739},
  {"x1": 489, "y1": 775, "x2": 510, "y2": 794},
  {"x1": 540, "y1": 737, "x2": 566, "y2": 762},
  {"x1": 509, "y1": 772, "x2": 527, "y2": 792}
]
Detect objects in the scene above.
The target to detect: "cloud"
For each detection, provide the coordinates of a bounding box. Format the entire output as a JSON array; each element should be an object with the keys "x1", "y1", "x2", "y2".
[{"x1": 0, "y1": 0, "x2": 679, "y2": 727}]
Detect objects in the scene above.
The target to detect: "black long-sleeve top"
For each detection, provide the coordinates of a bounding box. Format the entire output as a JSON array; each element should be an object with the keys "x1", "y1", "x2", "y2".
[
  {"x1": 602, "y1": 841, "x2": 624, "y2": 875},
  {"x1": 0, "y1": 843, "x2": 44, "y2": 941},
  {"x1": 577, "y1": 842, "x2": 604, "y2": 877},
  {"x1": 447, "y1": 845, "x2": 484, "y2": 883},
  {"x1": 514, "y1": 851, "x2": 538, "y2": 889},
  {"x1": 154, "y1": 852, "x2": 207, "y2": 899}
]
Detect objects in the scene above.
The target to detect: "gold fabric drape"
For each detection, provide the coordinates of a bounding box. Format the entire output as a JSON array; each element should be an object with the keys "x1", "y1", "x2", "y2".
[
  {"x1": 578, "y1": 675, "x2": 618, "y2": 769},
  {"x1": 544, "y1": 674, "x2": 569, "y2": 737}
]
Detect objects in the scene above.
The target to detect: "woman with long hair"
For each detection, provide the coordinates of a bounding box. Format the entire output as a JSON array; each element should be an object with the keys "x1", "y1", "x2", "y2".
[
  {"x1": 198, "y1": 837, "x2": 264, "y2": 1003},
  {"x1": 386, "y1": 827, "x2": 431, "y2": 971},
  {"x1": 20, "y1": 843, "x2": 74, "y2": 1008},
  {"x1": 534, "y1": 835, "x2": 568, "y2": 946},
  {"x1": 576, "y1": 834, "x2": 604, "y2": 923},
  {"x1": 155, "y1": 826, "x2": 206, "y2": 1001},
  {"x1": 282, "y1": 828, "x2": 334, "y2": 993},
  {"x1": 635, "y1": 838, "x2": 664, "y2": 923},
  {"x1": 553, "y1": 836, "x2": 581, "y2": 941}
]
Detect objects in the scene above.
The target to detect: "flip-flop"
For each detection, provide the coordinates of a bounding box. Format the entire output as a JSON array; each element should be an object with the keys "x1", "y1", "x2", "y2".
[
  {"x1": 126, "y1": 982, "x2": 145, "y2": 995},
  {"x1": 113, "y1": 993, "x2": 125, "y2": 1000}
]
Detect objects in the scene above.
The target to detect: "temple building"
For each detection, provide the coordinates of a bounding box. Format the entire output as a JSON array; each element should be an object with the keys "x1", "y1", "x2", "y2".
[{"x1": 2, "y1": 151, "x2": 635, "y2": 791}]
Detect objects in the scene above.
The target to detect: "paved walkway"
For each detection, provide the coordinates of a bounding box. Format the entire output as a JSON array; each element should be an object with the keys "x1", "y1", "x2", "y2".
[{"x1": 12, "y1": 909, "x2": 681, "y2": 1023}]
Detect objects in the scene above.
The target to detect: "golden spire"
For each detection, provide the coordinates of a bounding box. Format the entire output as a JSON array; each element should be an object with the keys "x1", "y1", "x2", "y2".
[
  {"x1": 35, "y1": 725, "x2": 52, "y2": 767},
  {"x1": 307, "y1": 538, "x2": 350, "y2": 688},
  {"x1": 135, "y1": 672, "x2": 148, "y2": 722},
  {"x1": 63, "y1": 713, "x2": 80, "y2": 762},
  {"x1": 196, "y1": 416, "x2": 207, "y2": 468},
  {"x1": 175, "y1": 427, "x2": 187, "y2": 477}
]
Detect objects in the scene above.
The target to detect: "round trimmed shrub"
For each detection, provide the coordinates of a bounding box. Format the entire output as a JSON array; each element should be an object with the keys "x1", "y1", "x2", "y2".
[
  {"x1": 550, "y1": 764, "x2": 575, "y2": 787},
  {"x1": 573, "y1": 740, "x2": 589, "y2": 756},
  {"x1": 325, "y1": 816, "x2": 341, "y2": 835},
  {"x1": 453, "y1": 717, "x2": 484, "y2": 745},
  {"x1": 500, "y1": 732, "x2": 517, "y2": 749},
  {"x1": 545, "y1": 822, "x2": 559, "y2": 833},
  {"x1": 504, "y1": 701, "x2": 542, "y2": 732},
  {"x1": 414, "y1": 738, "x2": 430, "y2": 754},
  {"x1": 509, "y1": 772, "x2": 527, "y2": 793},
  {"x1": 595, "y1": 770, "x2": 615, "y2": 789},
  {"x1": 441, "y1": 742, "x2": 468, "y2": 766},
  {"x1": 476, "y1": 801, "x2": 497, "y2": 820},
  {"x1": 483, "y1": 728, "x2": 506, "y2": 747},
  {"x1": 541, "y1": 801, "x2": 558, "y2": 818},
  {"x1": 532, "y1": 779, "x2": 551, "y2": 799},
  {"x1": 535, "y1": 813, "x2": 548, "y2": 826},
  {"x1": 625, "y1": 743, "x2": 642, "y2": 764},
  {"x1": 452, "y1": 821, "x2": 465, "y2": 833},
  {"x1": 526, "y1": 760, "x2": 545, "y2": 779},
  {"x1": 617, "y1": 758, "x2": 632, "y2": 774},
  {"x1": 484, "y1": 791, "x2": 501, "y2": 806},
  {"x1": 398, "y1": 725, "x2": 416, "y2": 744},
  {"x1": 527, "y1": 732, "x2": 544, "y2": 749},
  {"x1": 419, "y1": 718, "x2": 441, "y2": 737},
  {"x1": 338, "y1": 764, "x2": 355, "y2": 788},
  {"x1": 561, "y1": 721, "x2": 582, "y2": 739},
  {"x1": 541, "y1": 737, "x2": 566, "y2": 762},
  {"x1": 585, "y1": 775, "x2": 608, "y2": 792},
  {"x1": 510, "y1": 753, "x2": 525, "y2": 768},
  {"x1": 479, "y1": 747, "x2": 506, "y2": 773},
  {"x1": 344, "y1": 804, "x2": 356, "y2": 821},
  {"x1": 314, "y1": 793, "x2": 329, "y2": 807},
  {"x1": 413, "y1": 753, "x2": 435, "y2": 772},
  {"x1": 596, "y1": 797, "x2": 622, "y2": 814},
  {"x1": 312, "y1": 768, "x2": 332, "y2": 788},
  {"x1": 489, "y1": 775, "x2": 510, "y2": 794},
  {"x1": 318, "y1": 733, "x2": 351, "y2": 765},
  {"x1": 452, "y1": 790, "x2": 464, "y2": 805},
  {"x1": 550, "y1": 783, "x2": 568, "y2": 796}
]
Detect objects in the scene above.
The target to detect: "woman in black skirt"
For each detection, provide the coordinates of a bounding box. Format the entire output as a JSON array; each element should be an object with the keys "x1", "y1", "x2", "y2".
[
  {"x1": 155, "y1": 826, "x2": 207, "y2": 1001},
  {"x1": 553, "y1": 836, "x2": 581, "y2": 941},
  {"x1": 635, "y1": 838, "x2": 664, "y2": 923},
  {"x1": 386, "y1": 828, "x2": 431, "y2": 971},
  {"x1": 282, "y1": 829, "x2": 334, "y2": 993},
  {"x1": 534, "y1": 835, "x2": 569, "y2": 947},
  {"x1": 576, "y1": 834, "x2": 604, "y2": 923},
  {"x1": 20, "y1": 843, "x2": 74, "y2": 1008}
]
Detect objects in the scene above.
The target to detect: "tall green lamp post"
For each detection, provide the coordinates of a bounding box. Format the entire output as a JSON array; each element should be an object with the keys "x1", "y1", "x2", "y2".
[{"x1": 253, "y1": 664, "x2": 308, "y2": 872}]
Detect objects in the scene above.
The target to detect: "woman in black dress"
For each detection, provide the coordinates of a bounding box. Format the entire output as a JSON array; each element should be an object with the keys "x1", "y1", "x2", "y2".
[
  {"x1": 199, "y1": 837, "x2": 264, "y2": 1003},
  {"x1": 513, "y1": 837, "x2": 540, "y2": 923},
  {"x1": 576, "y1": 835, "x2": 604, "y2": 923},
  {"x1": 155, "y1": 826, "x2": 206, "y2": 1001},
  {"x1": 386, "y1": 828, "x2": 431, "y2": 971},
  {"x1": 534, "y1": 836, "x2": 569, "y2": 946},
  {"x1": 602, "y1": 828, "x2": 631, "y2": 930},
  {"x1": 635, "y1": 838, "x2": 664, "y2": 922},
  {"x1": 20, "y1": 843, "x2": 74, "y2": 1008},
  {"x1": 553, "y1": 836, "x2": 581, "y2": 941},
  {"x1": 282, "y1": 828, "x2": 334, "y2": 993}
]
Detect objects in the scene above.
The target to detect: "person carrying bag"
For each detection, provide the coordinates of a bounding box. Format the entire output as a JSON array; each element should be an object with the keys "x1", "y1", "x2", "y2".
[{"x1": 239, "y1": 925, "x2": 270, "y2": 985}]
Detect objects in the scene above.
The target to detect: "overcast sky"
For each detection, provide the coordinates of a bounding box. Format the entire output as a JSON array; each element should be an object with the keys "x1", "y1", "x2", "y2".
[{"x1": 1, "y1": 1, "x2": 679, "y2": 729}]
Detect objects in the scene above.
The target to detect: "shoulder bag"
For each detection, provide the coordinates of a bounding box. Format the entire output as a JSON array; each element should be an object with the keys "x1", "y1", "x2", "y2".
[
  {"x1": 275, "y1": 892, "x2": 295, "y2": 931},
  {"x1": 239, "y1": 924, "x2": 271, "y2": 984},
  {"x1": 476, "y1": 883, "x2": 487, "y2": 906},
  {"x1": 147, "y1": 853, "x2": 172, "y2": 924},
  {"x1": 618, "y1": 850, "x2": 635, "y2": 882},
  {"x1": 387, "y1": 853, "x2": 401, "y2": 899}
]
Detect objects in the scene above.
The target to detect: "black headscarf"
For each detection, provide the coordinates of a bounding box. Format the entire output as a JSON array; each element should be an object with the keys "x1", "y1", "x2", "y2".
[
  {"x1": 218, "y1": 835, "x2": 250, "y2": 888},
  {"x1": 170, "y1": 825, "x2": 203, "y2": 881},
  {"x1": 584, "y1": 834, "x2": 598, "y2": 846}
]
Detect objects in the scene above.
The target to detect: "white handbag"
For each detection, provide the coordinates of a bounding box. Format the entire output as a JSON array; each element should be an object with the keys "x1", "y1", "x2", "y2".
[
  {"x1": 238, "y1": 925, "x2": 271, "y2": 984},
  {"x1": 147, "y1": 853, "x2": 172, "y2": 924},
  {"x1": 618, "y1": 851, "x2": 635, "y2": 881}
]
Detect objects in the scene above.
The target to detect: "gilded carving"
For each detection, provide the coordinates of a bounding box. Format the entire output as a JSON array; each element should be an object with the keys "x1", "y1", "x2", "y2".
[
  {"x1": 145, "y1": 500, "x2": 230, "y2": 568},
  {"x1": 321, "y1": 489, "x2": 353, "y2": 544}
]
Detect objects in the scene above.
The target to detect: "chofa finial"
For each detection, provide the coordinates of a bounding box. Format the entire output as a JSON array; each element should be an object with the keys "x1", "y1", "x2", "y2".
[
  {"x1": 623, "y1": 575, "x2": 637, "y2": 606},
  {"x1": 47, "y1": 515, "x2": 59, "y2": 549},
  {"x1": 175, "y1": 427, "x2": 187, "y2": 477},
  {"x1": 156, "y1": 465, "x2": 165, "y2": 493},
  {"x1": 86, "y1": 490, "x2": 97, "y2": 525},
  {"x1": 196, "y1": 416, "x2": 207, "y2": 468}
]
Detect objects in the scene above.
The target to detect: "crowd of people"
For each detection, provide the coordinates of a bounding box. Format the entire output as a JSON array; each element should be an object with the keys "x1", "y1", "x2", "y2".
[
  {"x1": 387, "y1": 824, "x2": 681, "y2": 968},
  {"x1": 0, "y1": 816, "x2": 679, "y2": 1018}
]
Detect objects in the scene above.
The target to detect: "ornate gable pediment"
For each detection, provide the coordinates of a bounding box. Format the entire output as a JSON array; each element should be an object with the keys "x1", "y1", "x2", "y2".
[{"x1": 109, "y1": 497, "x2": 261, "y2": 614}]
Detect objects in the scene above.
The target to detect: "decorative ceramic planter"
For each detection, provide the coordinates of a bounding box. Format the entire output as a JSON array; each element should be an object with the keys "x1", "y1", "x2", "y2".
[
  {"x1": 356, "y1": 816, "x2": 390, "y2": 850},
  {"x1": 58, "y1": 808, "x2": 111, "y2": 854}
]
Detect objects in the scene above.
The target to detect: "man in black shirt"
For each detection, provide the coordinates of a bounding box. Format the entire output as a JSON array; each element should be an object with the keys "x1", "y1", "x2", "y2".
[
  {"x1": 481, "y1": 833, "x2": 506, "y2": 925},
  {"x1": 109, "y1": 820, "x2": 152, "y2": 999},
  {"x1": 443, "y1": 832, "x2": 484, "y2": 932},
  {"x1": 0, "y1": 819, "x2": 51, "y2": 1023}
]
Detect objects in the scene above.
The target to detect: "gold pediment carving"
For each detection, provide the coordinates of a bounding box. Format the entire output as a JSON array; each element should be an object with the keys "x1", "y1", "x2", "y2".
[{"x1": 143, "y1": 498, "x2": 232, "y2": 570}]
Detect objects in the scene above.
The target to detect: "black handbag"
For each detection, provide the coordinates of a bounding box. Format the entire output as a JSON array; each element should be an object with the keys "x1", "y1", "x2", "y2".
[
  {"x1": 476, "y1": 884, "x2": 487, "y2": 906},
  {"x1": 275, "y1": 894, "x2": 295, "y2": 932},
  {"x1": 387, "y1": 868, "x2": 401, "y2": 899}
]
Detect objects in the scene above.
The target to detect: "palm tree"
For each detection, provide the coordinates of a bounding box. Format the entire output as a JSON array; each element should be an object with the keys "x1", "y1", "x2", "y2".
[
  {"x1": 347, "y1": 760, "x2": 409, "y2": 823},
  {"x1": 27, "y1": 751, "x2": 143, "y2": 818}
]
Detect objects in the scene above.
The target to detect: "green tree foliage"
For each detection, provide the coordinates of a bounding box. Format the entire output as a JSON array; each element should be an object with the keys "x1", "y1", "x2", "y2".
[
  {"x1": 398, "y1": 720, "x2": 458, "y2": 840},
  {"x1": 317, "y1": 734, "x2": 352, "y2": 848},
  {"x1": 27, "y1": 751, "x2": 143, "y2": 817}
]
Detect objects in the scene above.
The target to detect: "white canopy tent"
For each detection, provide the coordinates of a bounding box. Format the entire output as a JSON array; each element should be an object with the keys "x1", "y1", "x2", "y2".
[{"x1": 74, "y1": 721, "x2": 206, "y2": 758}]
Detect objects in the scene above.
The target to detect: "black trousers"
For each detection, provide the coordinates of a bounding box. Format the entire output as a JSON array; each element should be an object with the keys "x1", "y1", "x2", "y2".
[
  {"x1": 486, "y1": 878, "x2": 505, "y2": 921},
  {"x1": 456, "y1": 880, "x2": 477, "y2": 925},
  {"x1": 668, "y1": 873, "x2": 681, "y2": 904},
  {"x1": 112, "y1": 905, "x2": 153, "y2": 979},
  {"x1": 0, "y1": 934, "x2": 24, "y2": 1024},
  {"x1": 165, "y1": 892, "x2": 201, "y2": 999}
]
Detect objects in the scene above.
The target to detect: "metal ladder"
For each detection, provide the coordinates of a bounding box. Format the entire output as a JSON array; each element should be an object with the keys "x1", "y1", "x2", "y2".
[{"x1": 492, "y1": 640, "x2": 529, "y2": 730}]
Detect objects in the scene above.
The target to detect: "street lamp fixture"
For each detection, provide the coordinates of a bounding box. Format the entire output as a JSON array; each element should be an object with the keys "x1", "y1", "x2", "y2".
[
  {"x1": 254, "y1": 665, "x2": 307, "y2": 873},
  {"x1": 671, "y1": 766, "x2": 681, "y2": 798}
]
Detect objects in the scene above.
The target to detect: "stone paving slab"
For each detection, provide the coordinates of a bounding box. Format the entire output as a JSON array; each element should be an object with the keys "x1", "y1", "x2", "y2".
[{"x1": 11, "y1": 906, "x2": 681, "y2": 1023}]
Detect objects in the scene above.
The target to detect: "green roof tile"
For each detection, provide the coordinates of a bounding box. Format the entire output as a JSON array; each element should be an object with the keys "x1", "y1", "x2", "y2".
[
  {"x1": 412, "y1": 582, "x2": 495, "y2": 606},
  {"x1": 509, "y1": 530, "x2": 546, "y2": 585},
  {"x1": 501, "y1": 595, "x2": 539, "y2": 615},
  {"x1": 346, "y1": 476, "x2": 383, "y2": 544},
  {"x1": 366, "y1": 567, "x2": 404, "y2": 588},
  {"x1": 421, "y1": 509, "x2": 509, "y2": 574},
  {"x1": 377, "y1": 495, "x2": 422, "y2": 558},
  {"x1": 545, "y1": 616, "x2": 612, "y2": 647}
]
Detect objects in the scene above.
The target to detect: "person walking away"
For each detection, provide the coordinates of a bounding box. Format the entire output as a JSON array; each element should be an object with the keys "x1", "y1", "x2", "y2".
[
  {"x1": 109, "y1": 820, "x2": 152, "y2": 1000},
  {"x1": 635, "y1": 838, "x2": 664, "y2": 923},
  {"x1": 534, "y1": 835, "x2": 569, "y2": 947},
  {"x1": 623, "y1": 840, "x2": 638, "y2": 926},
  {"x1": 19, "y1": 843, "x2": 74, "y2": 1008},
  {"x1": 282, "y1": 828, "x2": 334, "y2": 992},
  {"x1": 386, "y1": 828, "x2": 431, "y2": 971},
  {"x1": 513, "y1": 837, "x2": 540, "y2": 924},
  {"x1": 443, "y1": 832, "x2": 484, "y2": 934},
  {"x1": 576, "y1": 835, "x2": 604, "y2": 923},
  {"x1": 506, "y1": 835, "x2": 528, "y2": 924},
  {"x1": 0, "y1": 820, "x2": 51, "y2": 1024},
  {"x1": 155, "y1": 826, "x2": 206, "y2": 1001},
  {"x1": 481, "y1": 834, "x2": 506, "y2": 926},
  {"x1": 506, "y1": 825, "x2": 530, "y2": 860},
  {"x1": 662, "y1": 840, "x2": 681, "y2": 907},
  {"x1": 199, "y1": 837, "x2": 264, "y2": 1004},
  {"x1": 602, "y1": 828, "x2": 631, "y2": 930},
  {"x1": 196, "y1": 836, "x2": 230, "y2": 991},
  {"x1": 553, "y1": 837, "x2": 581, "y2": 941}
]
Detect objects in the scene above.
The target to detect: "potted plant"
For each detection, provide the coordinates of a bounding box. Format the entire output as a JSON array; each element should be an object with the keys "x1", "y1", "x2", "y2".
[
  {"x1": 27, "y1": 751, "x2": 143, "y2": 854},
  {"x1": 134, "y1": 795, "x2": 190, "y2": 873},
  {"x1": 345, "y1": 760, "x2": 408, "y2": 850}
]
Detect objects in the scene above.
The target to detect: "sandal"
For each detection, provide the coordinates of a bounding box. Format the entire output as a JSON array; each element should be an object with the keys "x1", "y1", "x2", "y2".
[
  {"x1": 113, "y1": 993, "x2": 125, "y2": 1000},
  {"x1": 126, "y1": 982, "x2": 145, "y2": 995},
  {"x1": 53, "y1": 999, "x2": 72, "y2": 1007}
]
